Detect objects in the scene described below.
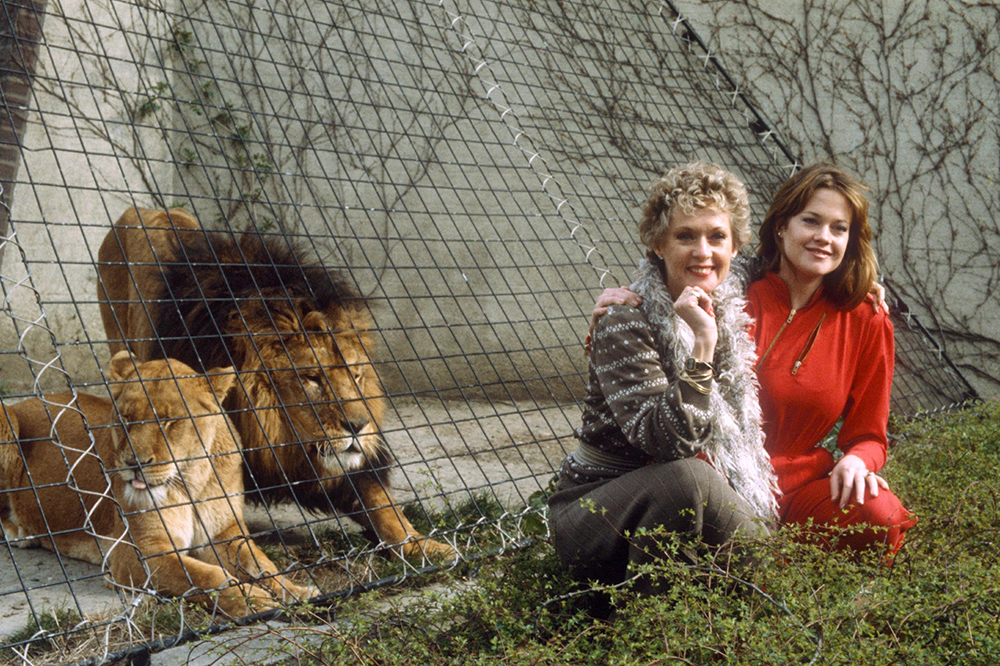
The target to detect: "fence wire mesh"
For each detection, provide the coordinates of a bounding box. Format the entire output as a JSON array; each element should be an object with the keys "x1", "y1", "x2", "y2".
[{"x1": 0, "y1": 0, "x2": 977, "y2": 662}]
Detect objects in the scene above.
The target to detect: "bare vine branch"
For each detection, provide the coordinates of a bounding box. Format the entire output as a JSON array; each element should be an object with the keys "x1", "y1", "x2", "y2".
[{"x1": 690, "y1": 0, "x2": 1000, "y2": 394}]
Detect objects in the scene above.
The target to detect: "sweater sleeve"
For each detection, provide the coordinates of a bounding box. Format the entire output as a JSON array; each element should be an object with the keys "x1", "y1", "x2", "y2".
[
  {"x1": 837, "y1": 308, "x2": 894, "y2": 472},
  {"x1": 590, "y1": 305, "x2": 712, "y2": 460}
]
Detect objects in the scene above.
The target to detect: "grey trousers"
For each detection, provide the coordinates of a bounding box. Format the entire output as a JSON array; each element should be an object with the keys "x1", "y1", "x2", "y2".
[{"x1": 548, "y1": 457, "x2": 766, "y2": 595}]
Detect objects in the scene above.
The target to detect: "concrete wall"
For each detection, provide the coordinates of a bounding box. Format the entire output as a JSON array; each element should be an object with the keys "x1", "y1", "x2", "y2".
[
  {"x1": 0, "y1": 0, "x2": 178, "y2": 396},
  {"x1": 0, "y1": 0, "x2": 605, "y2": 402},
  {"x1": 1, "y1": 0, "x2": 993, "y2": 403},
  {"x1": 675, "y1": 0, "x2": 1000, "y2": 398}
]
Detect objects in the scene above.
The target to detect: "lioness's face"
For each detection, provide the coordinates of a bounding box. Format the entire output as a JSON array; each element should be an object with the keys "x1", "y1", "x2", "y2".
[
  {"x1": 111, "y1": 405, "x2": 185, "y2": 509},
  {"x1": 264, "y1": 329, "x2": 384, "y2": 476},
  {"x1": 108, "y1": 353, "x2": 233, "y2": 509}
]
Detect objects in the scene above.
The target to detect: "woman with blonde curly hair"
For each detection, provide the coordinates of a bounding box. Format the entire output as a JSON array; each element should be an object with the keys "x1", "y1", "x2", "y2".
[{"x1": 548, "y1": 162, "x2": 778, "y2": 597}]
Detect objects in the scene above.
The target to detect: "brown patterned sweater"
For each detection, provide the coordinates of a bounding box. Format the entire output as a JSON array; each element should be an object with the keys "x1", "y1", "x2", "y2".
[
  {"x1": 559, "y1": 259, "x2": 779, "y2": 519},
  {"x1": 562, "y1": 303, "x2": 713, "y2": 484}
]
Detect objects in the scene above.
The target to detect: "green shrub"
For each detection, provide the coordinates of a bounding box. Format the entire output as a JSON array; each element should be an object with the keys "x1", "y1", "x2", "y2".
[{"x1": 302, "y1": 401, "x2": 1000, "y2": 665}]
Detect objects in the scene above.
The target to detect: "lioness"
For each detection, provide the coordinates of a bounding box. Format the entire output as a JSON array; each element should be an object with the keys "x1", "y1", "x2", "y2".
[
  {"x1": 0, "y1": 351, "x2": 317, "y2": 618},
  {"x1": 97, "y1": 207, "x2": 454, "y2": 561}
]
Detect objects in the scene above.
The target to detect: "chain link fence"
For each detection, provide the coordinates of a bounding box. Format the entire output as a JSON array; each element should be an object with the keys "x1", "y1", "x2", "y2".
[{"x1": 0, "y1": 0, "x2": 975, "y2": 663}]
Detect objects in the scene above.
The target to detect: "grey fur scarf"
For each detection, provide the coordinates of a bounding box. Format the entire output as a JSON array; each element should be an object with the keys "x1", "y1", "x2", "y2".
[{"x1": 632, "y1": 259, "x2": 780, "y2": 520}]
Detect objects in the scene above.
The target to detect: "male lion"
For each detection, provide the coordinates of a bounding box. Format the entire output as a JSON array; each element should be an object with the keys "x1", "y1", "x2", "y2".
[
  {"x1": 97, "y1": 207, "x2": 454, "y2": 561},
  {"x1": 0, "y1": 351, "x2": 316, "y2": 618}
]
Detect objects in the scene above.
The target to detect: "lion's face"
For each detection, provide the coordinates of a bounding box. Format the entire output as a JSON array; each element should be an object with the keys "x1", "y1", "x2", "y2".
[
  {"x1": 255, "y1": 320, "x2": 385, "y2": 478},
  {"x1": 108, "y1": 352, "x2": 235, "y2": 509}
]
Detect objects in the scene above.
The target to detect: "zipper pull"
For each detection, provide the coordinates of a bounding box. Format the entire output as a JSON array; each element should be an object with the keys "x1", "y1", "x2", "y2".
[
  {"x1": 757, "y1": 308, "x2": 799, "y2": 368},
  {"x1": 790, "y1": 312, "x2": 826, "y2": 376}
]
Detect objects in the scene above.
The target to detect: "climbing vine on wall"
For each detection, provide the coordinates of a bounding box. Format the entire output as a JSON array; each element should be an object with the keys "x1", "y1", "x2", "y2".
[{"x1": 689, "y1": 0, "x2": 1000, "y2": 394}]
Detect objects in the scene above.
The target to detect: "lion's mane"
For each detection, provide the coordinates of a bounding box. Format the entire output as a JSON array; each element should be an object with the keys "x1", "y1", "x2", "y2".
[
  {"x1": 152, "y1": 231, "x2": 357, "y2": 369},
  {"x1": 148, "y1": 230, "x2": 392, "y2": 514}
]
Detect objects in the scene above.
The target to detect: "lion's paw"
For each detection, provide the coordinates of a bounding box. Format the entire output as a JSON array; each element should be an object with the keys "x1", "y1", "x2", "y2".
[
  {"x1": 276, "y1": 579, "x2": 319, "y2": 603},
  {"x1": 400, "y1": 536, "x2": 459, "y2": 563},
  {"x1": 1, "y1": 518, "x2": 39, "y2": 549},
  {"x1": 218, "y1": 583, "x2": 280, "y2": 619}
]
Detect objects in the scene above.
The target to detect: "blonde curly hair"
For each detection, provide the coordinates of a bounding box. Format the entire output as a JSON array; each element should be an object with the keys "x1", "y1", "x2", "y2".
[{"x1": 639, "y1": 162, "x2": 751, "y2": 263}]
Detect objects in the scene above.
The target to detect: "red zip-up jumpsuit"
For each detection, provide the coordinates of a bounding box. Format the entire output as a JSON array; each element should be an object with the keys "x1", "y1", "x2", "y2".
[{"x1": 747, "y1": 272, "x2": 916, "y2": 554}]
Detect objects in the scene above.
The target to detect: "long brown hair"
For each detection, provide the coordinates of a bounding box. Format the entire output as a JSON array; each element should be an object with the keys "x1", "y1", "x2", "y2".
[{"x1": 757, "y1": 163, "x2": 877, "y2": 310}]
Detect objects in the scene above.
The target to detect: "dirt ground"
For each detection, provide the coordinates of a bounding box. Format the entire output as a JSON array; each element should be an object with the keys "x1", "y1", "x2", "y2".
[{"x1": 0, "y1": 398, "x2": 580, "y2": 641}]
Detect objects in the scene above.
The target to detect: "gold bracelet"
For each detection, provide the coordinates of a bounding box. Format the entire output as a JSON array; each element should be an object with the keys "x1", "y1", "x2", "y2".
[{"x1": 679, "y1": 368, "x2": 713, "y2": 394}]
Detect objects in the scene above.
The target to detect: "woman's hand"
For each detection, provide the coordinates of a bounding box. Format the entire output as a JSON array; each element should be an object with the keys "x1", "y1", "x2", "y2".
[
  {"x1": 830, "y1": 453, "x2": 891, "y2": 508},
  {"x1": 869, "y1": 281, "x2": 888, "y2": 313},
  {"x1": 673, "y1": 286, "x2": 717, "y2": 362},
  {"x1": 586, "y1": 287, "x2": 643, "y2": 352}
]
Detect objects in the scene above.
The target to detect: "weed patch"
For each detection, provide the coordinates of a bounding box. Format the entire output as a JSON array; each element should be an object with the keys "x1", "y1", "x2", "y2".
[{"x1": 287, "y1": 401, "x2": 1000, "y2": 664}]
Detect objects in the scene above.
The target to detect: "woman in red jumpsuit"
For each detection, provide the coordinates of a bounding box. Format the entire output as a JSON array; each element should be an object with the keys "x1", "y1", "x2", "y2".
[
  {"x1": 592, "y1": 164, "x2": 915, "y2": 555},
  {"x1": 747, "y1": 164, "x2": 914, "y2": 554}
]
